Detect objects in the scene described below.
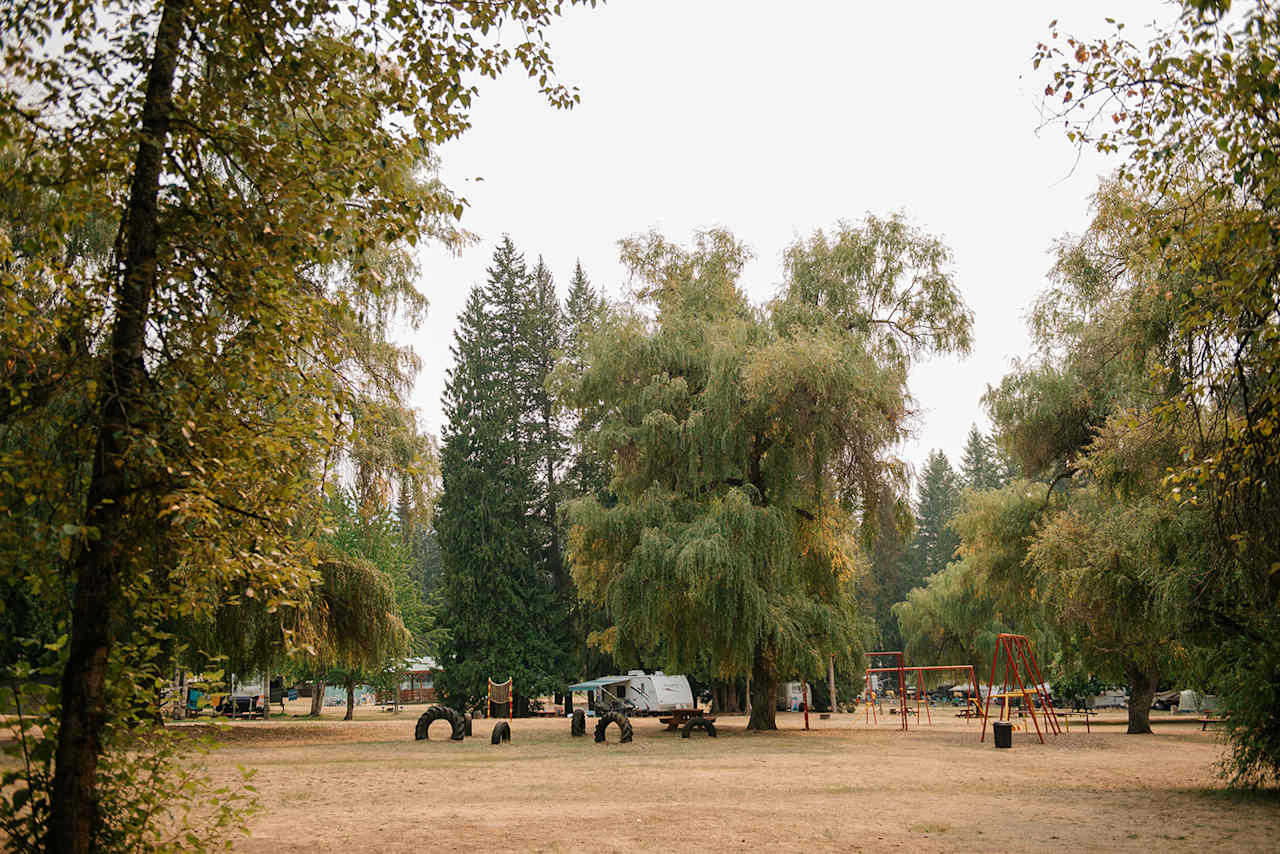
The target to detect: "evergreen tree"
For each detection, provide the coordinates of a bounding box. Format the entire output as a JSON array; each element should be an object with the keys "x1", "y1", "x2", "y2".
[
  {"x1": 908, "y1": 450, "x2": 962, "y2": 588},
  {"x1": 561, "y1": 261, "x2": 611, "y2": 501},
  {"x1": 553, "y1": 261, "x2": 618, "y2": 680},
  {"x1": 410, "y1": 529, "x2": 445, "y2": 599},
  {"x1": 862, "y1": 486, "x2": 913, "y2": 652},
  {"x1": 435, "y1": 243, "x2": 572, "y2": 713},
  {"x1": 960, "y1": 425, "x2": 1004, "y2": 491},
  {"x1": 524, "y1": 257, "x2": 571, "y2": 599}
]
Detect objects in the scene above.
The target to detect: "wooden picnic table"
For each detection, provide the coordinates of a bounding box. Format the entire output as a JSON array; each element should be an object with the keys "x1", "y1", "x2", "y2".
[{"x1": 657, "y1": 708, "x2": 713, "y2": 731}]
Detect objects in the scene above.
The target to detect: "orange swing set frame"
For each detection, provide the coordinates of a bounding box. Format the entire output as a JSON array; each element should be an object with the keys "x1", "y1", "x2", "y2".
[
  {"x1": 863, "y1": 660, "x2": 980, "y2": 730},
  {"x1": 978, "y1": 633, "x2": 1060, "y2": 744}
]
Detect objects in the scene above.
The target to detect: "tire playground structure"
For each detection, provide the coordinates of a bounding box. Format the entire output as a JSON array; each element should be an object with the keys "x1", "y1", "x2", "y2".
[
  {"x1": 491, "y1": 721, "x2": 511, "y2": 744},
  {"x1": 570, "y1": 709, "x2": 586, "y2": 737},
  {"x1": 414, "y1": 705, "x2": 465, "y2": 741},
  {"x1": 594, "y1": 710, "x2": 633, "y2": 744},
  {"x1": 680, "y1": 716, "x2": 716, "y2": 738}
]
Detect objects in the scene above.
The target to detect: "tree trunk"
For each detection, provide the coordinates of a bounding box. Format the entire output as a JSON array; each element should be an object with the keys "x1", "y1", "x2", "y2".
[
  {"x1": 309, "y1": 680, "x2": 325, "y2": 717},
  {"x1": 746, "y1": 640, "x2": 778, "y2": 731},
  {"x1": 713, "y1": 680, "x2": 741, "y2": 714},
  {"x1": 46, "y1": 3, "x2": 188, "y2": 852},
  {"x1": 261, "y1": 670, "x2": 270, "y2": 720},
  {"x1": 1125, "y1": 661, "x2": 1159, "y2": 735},
  {"x1": 344, "y1": 677, "x2": 356, "y2": 721}
]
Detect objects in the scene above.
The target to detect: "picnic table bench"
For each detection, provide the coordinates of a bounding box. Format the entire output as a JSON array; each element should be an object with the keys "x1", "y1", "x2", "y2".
[
  {"x1": 658, "y1": 708, "x2": 714, "y2": 731},
  {"x1": 1199, "y1": 715, "x2": 1227, "y2": 731}
]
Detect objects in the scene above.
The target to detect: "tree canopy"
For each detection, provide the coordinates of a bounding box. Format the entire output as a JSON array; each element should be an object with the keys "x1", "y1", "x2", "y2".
[
  {"x1": 435, "y1": 239, "x2": 575, "y2": 713},
  {"x1": 0, "y1": 0, "x2": 588, "y2": 849},
  {"x1": 1037, "y1": 0, "x2": 1280, "y2": 777},
  {"x1": 565, "y1": 218, "x2": 971, "y2": 729}
]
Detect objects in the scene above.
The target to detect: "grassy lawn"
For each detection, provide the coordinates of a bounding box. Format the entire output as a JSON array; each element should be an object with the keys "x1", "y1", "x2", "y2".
[{"x1": 177, "y1": 706, "x2": 1279, "y2": 853}]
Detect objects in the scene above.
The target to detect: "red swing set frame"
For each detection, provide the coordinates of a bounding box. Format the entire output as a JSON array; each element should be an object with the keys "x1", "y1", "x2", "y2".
[
  {"x1": 978, "y1": 633, "x2": 1060, "y2": 744},
  {"x1": 861, "y1": 653, "x2": 980, "y2": 731}
]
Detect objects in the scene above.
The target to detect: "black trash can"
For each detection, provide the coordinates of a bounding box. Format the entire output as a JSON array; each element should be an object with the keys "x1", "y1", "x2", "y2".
[{"x1": 993, "y1": 720, "x2": 1013, "y2": 748}]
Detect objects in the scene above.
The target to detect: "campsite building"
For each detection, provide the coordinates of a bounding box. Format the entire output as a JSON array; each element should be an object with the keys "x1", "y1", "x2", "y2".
[{"x1": 374, "y1": 656, "x2": 439, "y2": 706}]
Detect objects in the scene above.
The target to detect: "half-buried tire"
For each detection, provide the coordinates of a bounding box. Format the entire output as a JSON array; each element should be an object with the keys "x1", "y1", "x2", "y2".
[
  {"x1": 571, "y1": 709, "x2": 586, "y2": 737},
  {"x1": 681, "y1": 716, "x2": 717, "y2": 738},
  {"x1": 491, "y1": 721, "x2": 511, "y2": 744},
  {"x1": 594, "y1": 711, "x2": 633, "y2": 744},
  {"x1": 464, "y1": 712, "x2": 473, "y2": 737},
  {"x1": 414, "y1": 705, "x2": 464, "y2": 741}
]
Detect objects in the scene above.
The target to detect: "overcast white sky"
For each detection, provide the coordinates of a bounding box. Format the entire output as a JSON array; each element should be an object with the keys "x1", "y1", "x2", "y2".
[{"x1": 404, "y1": 0, "x2": 1175, "y2": 483}]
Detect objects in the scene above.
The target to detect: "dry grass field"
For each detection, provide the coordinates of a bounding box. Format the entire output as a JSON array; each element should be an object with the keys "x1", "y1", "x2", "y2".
[{"x1": 183, "y1": 704, "x2": 1278, "y2": 853}]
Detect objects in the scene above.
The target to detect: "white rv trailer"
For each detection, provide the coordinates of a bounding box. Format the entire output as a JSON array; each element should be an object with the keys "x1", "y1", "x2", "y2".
[{"x1": 568, "y1": 670, "x2": 694, "y2": 715}]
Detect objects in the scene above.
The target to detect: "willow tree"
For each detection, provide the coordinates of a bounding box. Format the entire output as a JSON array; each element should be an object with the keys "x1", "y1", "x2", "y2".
[
  {"x1": 565, "y1": 217, "x2": 971, "y2": 730},
  {"x1": 0, "y1": 1, "x2": 587, "y2": 849},
  {"x1": 892, "y1": 558, "x2": 1011, "y2": 681},
  {"x1": 979, "y1": 181, "x2": 1206, "y2": 734},
  {"x1": 301, "y1": 553, "x2": 410, "y2": 721},
  {"x1": 1037, "y1": 0, "x2": 1280, "y2": 782}
]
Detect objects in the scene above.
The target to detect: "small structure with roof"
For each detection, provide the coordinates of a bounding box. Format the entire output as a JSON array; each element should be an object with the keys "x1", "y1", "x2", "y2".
[{"x1": 376, "y1": 656, "x2": 439, "y2": 706}]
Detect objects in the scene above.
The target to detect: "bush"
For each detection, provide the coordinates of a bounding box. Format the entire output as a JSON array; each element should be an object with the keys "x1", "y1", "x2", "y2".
[
  {"x1": 1208, "y1": 624, "x2": 1280, "y2": 788},
  {"x1": 1, "y1": 659, "x2": 259, "y2": 852}
]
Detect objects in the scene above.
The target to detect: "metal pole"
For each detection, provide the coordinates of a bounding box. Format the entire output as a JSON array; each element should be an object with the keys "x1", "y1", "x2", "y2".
[
  {"x1": 968, "y1": 665, "x2": 980, "y2": 723},
  {"x1": 999, "y1": 636, "x2": 1013, "y2": 724},
  {"x1": 802, "y1": 681, "x2": 809, "y2": 730},
  {"x1": 896, "y1": 652, "x2": 907, "y2": 731},
  {"x1": 864, "y1": 670, "x2": 873, "y2": 725},
  {"x1": 827, "y1": 654, "x2": 837, "y2": 714},
  {"x1": 979, "y1": 640, "x2": 1001, "y2": 742}
]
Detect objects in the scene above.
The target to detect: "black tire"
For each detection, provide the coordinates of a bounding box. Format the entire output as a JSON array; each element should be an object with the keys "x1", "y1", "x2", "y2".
[
  {"x1": 571, "y1": 709, "x2": 586, "y2": 737},
  {"x1": 414, "y1": 705, "x2": 464, "y2": 741},
  {"x1": 594, "y1": 710, "x2": 633, "y2": 744},
  {"x1": 491, "y1": 721, "x2": 511, "y2": 744},
  {"x1": 464, "y1": 712, "x2": 473, "y2": 737},
  {"x1": 680, "y1": 716, "x2": 717, "y2": 739}
]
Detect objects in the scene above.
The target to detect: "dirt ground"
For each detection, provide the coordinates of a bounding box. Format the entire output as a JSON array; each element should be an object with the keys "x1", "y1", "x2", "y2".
[{"x1": 177, "y1": 703, "x2": 1279, "y2": 853}]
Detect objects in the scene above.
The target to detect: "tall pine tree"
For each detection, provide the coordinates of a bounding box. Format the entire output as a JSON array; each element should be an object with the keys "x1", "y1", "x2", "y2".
[
  {"x1": 904, "y1": 450, "x2": 961, "y2": 591},
  {"x1": 524, "y1": 257, "x2": 570, "y2": 600},
  {"x1": 960, "y1": 424, "x2": 1004, "y2": 491},
  {"x1": 435, "y1": 239, "x2": 572, "y2": 712},
  {"x1": 554, "y1": 261, "x2": 619, "y2": 679},
  {"x1": 561, "y1": 261, "x2": 611, "y2": 501}
]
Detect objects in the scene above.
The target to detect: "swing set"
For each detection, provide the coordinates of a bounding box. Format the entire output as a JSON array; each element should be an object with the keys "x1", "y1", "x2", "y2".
[
  {"x1": 978, "y1": 633, "x2": 1060, "y2": 744},
  {"x1": 862, "y1": 654, "x2": 980, "y2": 731}
]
